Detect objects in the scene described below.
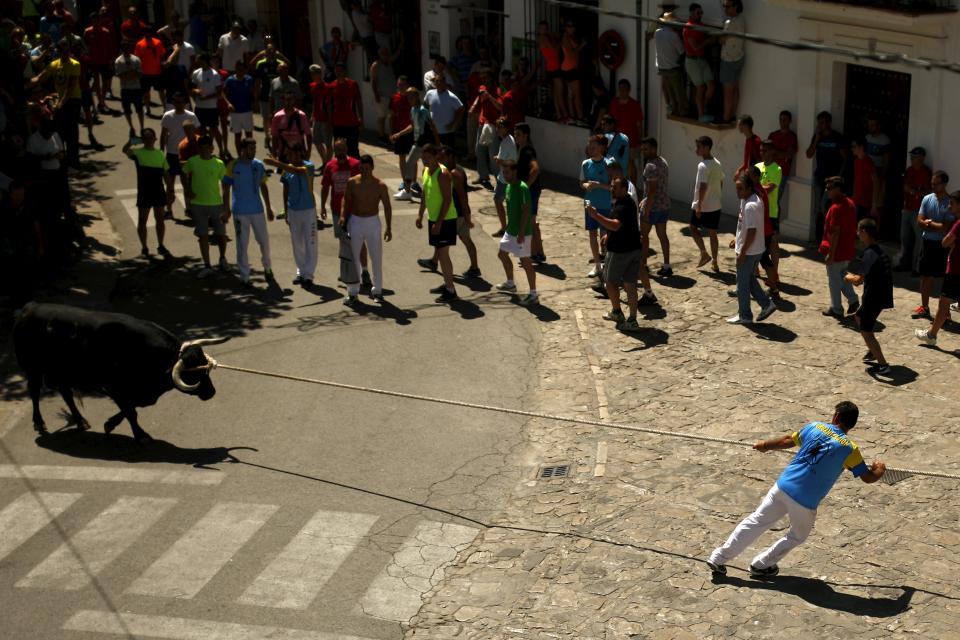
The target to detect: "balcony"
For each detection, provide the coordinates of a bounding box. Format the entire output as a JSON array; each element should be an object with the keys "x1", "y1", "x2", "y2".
[{"x1": 767, "y1": 0, "x2": 957, "y2": 28}]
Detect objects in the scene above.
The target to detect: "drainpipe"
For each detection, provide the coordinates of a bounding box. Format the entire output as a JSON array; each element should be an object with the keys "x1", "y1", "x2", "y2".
[{"x1": 642, "y1": 0, "x2": 650, "y2": 138}]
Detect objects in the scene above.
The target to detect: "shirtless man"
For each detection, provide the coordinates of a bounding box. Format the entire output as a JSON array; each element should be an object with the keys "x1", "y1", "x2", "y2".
[{"x1": 342, "y1": 154, "x2": 393, "y2": 304}]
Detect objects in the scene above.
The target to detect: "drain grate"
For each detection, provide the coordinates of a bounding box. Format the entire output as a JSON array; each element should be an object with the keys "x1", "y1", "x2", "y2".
[{"x1": 538, "y1": 464, "x2": 571, "y2": 480}]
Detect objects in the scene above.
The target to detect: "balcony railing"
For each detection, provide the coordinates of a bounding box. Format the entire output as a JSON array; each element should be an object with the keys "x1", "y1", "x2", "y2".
[{"x1": 803, "y1": 0, "x2": 956, "y2": 13}]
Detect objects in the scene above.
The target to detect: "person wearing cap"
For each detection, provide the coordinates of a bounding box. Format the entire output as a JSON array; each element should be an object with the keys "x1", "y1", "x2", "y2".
[
  {"x1": 308, "y1": 64, "x2": 332, "y2": 165},
  {"x1": 897, "y1": 147, "x2": 932, "y2": 272},
  {"x1": 217, "y1": 20, "x2": 249, "y2": 74}
]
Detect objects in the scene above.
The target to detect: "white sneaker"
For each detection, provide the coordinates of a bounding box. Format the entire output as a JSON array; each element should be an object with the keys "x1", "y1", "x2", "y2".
[
  {"x1": 952, "y1": 302, "x2": 959, "y2": 313},
  {"x1": 914, "y1": 328, "x2": 936, "y2": 345},
  {"x1": 495, "y1": 281, "x2": 517, "y2": 292},
  {"x1": 757, "y1": 302, "x2": 777, "y2": 322},
  {"x1": 726, "y1": 315, "x2": 752, "y2": 325},
  {"x1": 587, "y1": 268, "x2": 599, "y2": 278},
  {"x1": 395, "y1": 190, "x2": 415, "y2": 201}
]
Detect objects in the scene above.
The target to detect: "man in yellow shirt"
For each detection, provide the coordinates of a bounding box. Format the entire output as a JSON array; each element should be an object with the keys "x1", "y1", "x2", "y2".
[{"x1": 32, "y1": 40, "x2": 82, "y2": 168}]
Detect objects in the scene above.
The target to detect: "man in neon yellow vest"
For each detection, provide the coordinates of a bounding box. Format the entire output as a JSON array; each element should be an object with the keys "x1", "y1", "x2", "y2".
[{"x1": 416, "y1": 144, "x2": 458, "y2": 302}]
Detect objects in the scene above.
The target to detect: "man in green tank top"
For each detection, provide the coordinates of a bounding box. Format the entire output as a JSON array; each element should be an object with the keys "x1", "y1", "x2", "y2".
[{"x1": 416, "y1": 144, "x2": 459, "y2": 302}]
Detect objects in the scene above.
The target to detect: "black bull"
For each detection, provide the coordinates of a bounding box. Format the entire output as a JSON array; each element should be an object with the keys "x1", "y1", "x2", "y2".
[{"x1": 13, "y1": 303, "x2": 227, "y2": 441}]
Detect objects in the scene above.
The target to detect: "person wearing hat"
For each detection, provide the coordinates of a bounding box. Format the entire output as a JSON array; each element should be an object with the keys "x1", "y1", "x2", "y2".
[
  {"x1": 897, "y1": 146, "x2": 932, "y2": 272},
  {"x1": 217, "y1": 21, "x2": 250, "y2": 74},
  {"x1": 654, "y1": 10, "x2": 688, "y2": 117}
]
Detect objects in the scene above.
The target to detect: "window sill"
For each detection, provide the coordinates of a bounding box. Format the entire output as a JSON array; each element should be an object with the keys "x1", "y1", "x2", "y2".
[{"x1": 665, "y1": 115, "x2": 737, "y2": 130}]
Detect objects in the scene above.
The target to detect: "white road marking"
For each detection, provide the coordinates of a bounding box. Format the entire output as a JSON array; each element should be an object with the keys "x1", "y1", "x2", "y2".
[
  {"x1": 62, "y1": 610, "x2": 377, "y2": 640},
  {"x1": 0, "y1": 492, "x2": 81, "y2": 563},
  {"x1": 0, "y1": 464, "x2": 223, "y2": 485},
  {"x1": 127, "y1": 501, "x2": 277, "y2": 599},
  {"x1": 0, "y1": 403, "x2": 25, "y2": 439},
  {"x1": 116, "y1": 187, "x2": 184, "y2": 229},
  {"x1": 593, "y1": 441, "x2": 608, "y2": 477},
  {"x1": 238, "y1": 510, "x2": 379, "y2": 609},
  {"x1": 17, "y1": 496, "x2": 177, "y2": 590},
  {"x1": 358, "y1": 521, "x2": 479, "y2": 623}
]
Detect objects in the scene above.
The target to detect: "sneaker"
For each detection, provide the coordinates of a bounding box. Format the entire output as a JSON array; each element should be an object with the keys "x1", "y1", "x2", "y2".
[
  {"x1": 757, "y1": 302, "x2": 777, "y2": 322},
  {"x1": 914, "y1": 328, "x2": 937, "y2": 345},
  {"x1": 952, "y1": 302, "x2": 959, "y2": 313},
  {"x1": 518, "y1": 293, "x2": 539, "y2": 306},
  {"x1": 140, "y1": 246, "x2": 149, "y2": 257},
  {"x1": 638, "y1": 292, "x2": 658, "y2": 306},
  {"x1": 418, "y1": 258, "x2": 439, "y2": 271},
  {"x1": 492, "y1": 229, "x2": 505, "y2": 238},
  {"x1": 591, "y1": 282, "x2": 608, "y2": 295},
  {"x1": 531, "y1": 253, "x2": 547, "y2": 264},
  {"x1": 264, "y1": 269, "x2": 275, "y2": 281},
  {"x1": 697, "y1": 254, "x2": 711, "y2": 268},
  {"x1": 462, "y1": 267, "x2": 482, "y2": 279},
  {"x1": 301, "y1": 278, "x2": 314, "y2": 288},
  {"x1": 241, "y1": 278, "x2": 253, "y2": 288},
  {"x1": 821, "y1": 308, "x2": 843, "y2": 318},
  {"x1": 164, "y1": 209, "x2": 174, "y2": 220},
  {"x1": 911, "y1": 305, "x2": 931, "y2": 319},
  {"x1": 343, "y1": 295, "x2": 359, "y2": 307},
  {"x1": 371, "y1": 292, "x2": 384, "y2": 303},
  {"x1": 587, "y1": 268, "x2": 599, "y2": 278},
  {"x1": 706, "y1": 561, "x2": 727, "y2": 576},
  {"x1": 617, "y1": 317, "x2": 641, "y2": 332},
  {"x1": 218, "y1": 257, "x2": 230, "y2": 272},
  {"x1": 602, "y1": 309, "x2": 626, "y2": 323},
  {"x1": 727, "y1": 289, "x2": 737, "y2": 297},
  {"x1": 197, "y1": 266, "x2": 214, "y2": 279},
  {"x1": 292, "y1": 275, "x2": 303, "y2": 285},
  {"x1": 410, "y1": 182, "x2": 422, "y2": 194},
  {"x1": 495, "y1": 281, "x2": 518, "y2": 292},
  {"x1": 656, "y1": 265, "x2": 673, "y2": 277},
  {"x1": 847, "y1": 300, "x2": 860, "y2": 315},
  {"x1": 862, "y1": 350, "x2": 877, "y2": 362},
  {"x1": 749, "y1": 564, "x2": 779, "y2": 578},
  {"x1": 394, "y1": 189, "x2": 414, "y2": 201},
  {"x1": 276, "y1": 210, "x2": 287, "y2": 220},
  {"x1": 871, "y1": 363, "x2": 892, "y2": 375},
  {"x1": 435, "y1": 288, "x2": 458, "y2": 302},
  {"x1": 157, "y1": 245, "x2": 172, "y2": 258},
  {"x1": 429, "y1": 284, "x2": 447, "y2": 294},
  {"x1": 726, "y1": 315, "x2": 752, "y2": 325},
  {"x1": 361, "y1": 270, "x2": 372, "y2": 287}
]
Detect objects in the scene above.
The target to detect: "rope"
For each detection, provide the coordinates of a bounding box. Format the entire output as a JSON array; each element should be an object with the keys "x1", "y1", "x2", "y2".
[{"x1": 212, "y1": 361, "x2": 960, "y2": 482}]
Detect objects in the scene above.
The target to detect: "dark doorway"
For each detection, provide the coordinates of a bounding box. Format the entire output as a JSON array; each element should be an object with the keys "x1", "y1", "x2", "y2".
[{"x1": 843, "y1": 64, "x2": 911, "y2": 242}]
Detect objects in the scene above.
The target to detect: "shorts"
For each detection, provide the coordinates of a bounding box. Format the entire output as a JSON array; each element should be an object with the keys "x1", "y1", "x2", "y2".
[
  {"x1": 719, "y1": 57, "x2": 744, "y2": 84},
  {"x1": 919, "y1": 238, "x2": 948, "y2": 277},
  {"x1": 166, "y1": 153, "x2": 182, "y2": 176},
  {"x1": 494, "y1": 179, "x2": 506, "y2": 203},
  {"x1": 312, "y1": 120, "x2": 332, "y2": 148},
  {"x1": 191, "y1": 204, "x2": 227, "y2": 237},
  {"x1": 584, "y1": 209, "x2": 607, "y2": 232},
  {"x1": 684, "y1": 56, "x2": 712, "y2": 87},
  {"x1": 645, "y1": 209, "x2": 670, "y2": 225},
  {"x1": 531, "y1": 186, "x2": 541, "y2": 217},
  {"x1": 230, "y1": 111, "x2": 254, "y2": 132},
  {"x1": 196, "y1": 107, "x2": 219, "y2": 129},
  {"x1": 456, "y1": 216, "x2": 472, "y2": 239},
  {"x1": 562, "y1": 68, "x2": 579, "y2": 82},
  {"x1": 393, "y1": 132, "x2": 413, "y2": 155},
  {"x1": 760, "y1": 234, "x2": 775, "y2": 269},
  {"x1": 690, "y1": 208, "x2": 720, "y2": 230},
  {"x1": 375, "y1": 96, "x2": 390, "y2": 119},
  {"x1": 120, "y1": 88, "x2": 143, "y2": 114},
  {"x1": 499, "y1": 232, "x2": 531, "y2": 258},
  {"x1": 136, "y1": 183, "x2": 167, "y2": 209},
  {"x1": 140, "y1": 74, "x2": 163, "y2": 92},
  {"x1": 855, "y1": 304, "x2": 883, "y2": 333},
  {"x1": 603, "y1": 249, "x2": 642, "y2": 286},
  {"x1": 941, "y1": 273, "x2": 960, "y2": 301},
  {"x1": 428, "y1": 218, "x2": 458, "y2": 247},
  {"x1": 95, "y1": 63, "x2": 113, "y2": 80},
  {"x1": 545, "y1": 68, "x2": 562, "y2": 81}
]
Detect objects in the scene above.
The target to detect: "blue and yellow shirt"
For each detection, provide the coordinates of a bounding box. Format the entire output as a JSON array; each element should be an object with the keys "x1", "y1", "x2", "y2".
[
  {"x1": 776, "y1": 422, "x2": 869, "y2": 509},
  {"x1": 223, "y1": 158, "x2": 267, "y2": 215}
]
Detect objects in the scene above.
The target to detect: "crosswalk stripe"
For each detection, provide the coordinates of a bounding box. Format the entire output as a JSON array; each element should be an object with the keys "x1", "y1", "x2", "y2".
[
  {"x1": 117, "y1": 188, "x2": 184, "y2": 230},
  {"x1": 62, "y1": 610, "x2": 378, "y2": 640},
  {"x1": 16, "y1": 496, "x2": 177, "y2": 590},
  {"x1": 238, "y1": 510, "x2": 379, "y2": 609},
  {"x1": 0, "y1": 492, "x2": 81, "y2": 563},
  {"x1": 358, "y1": 521, "x2": 479, "y2": 623},
  {"x1": 127, "y1": 501, "x2": 277, "y2": 599},
  {"x1": 0, "y1": 464, "x2": 223, "y2": 485}
]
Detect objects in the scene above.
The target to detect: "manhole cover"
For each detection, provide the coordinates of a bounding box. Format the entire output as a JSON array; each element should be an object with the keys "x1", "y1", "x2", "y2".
[{"x1": 538, "y1": 464, "x2": 571, "y2": 480}]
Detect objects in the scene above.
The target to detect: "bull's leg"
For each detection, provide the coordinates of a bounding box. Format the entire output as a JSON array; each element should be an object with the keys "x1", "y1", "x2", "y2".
[
  {"x1": 59, "y1": 387, "x2": 90, "y2": 431},
  {"x1": 103, "y1": 411, "x2": 124, "y2": 434},
  {"x1": 27, "y1": 374, "x2": 46, "y2": 434},
  {"x1": 121, "y1": 406, "x2": 152, "y2": 442}
]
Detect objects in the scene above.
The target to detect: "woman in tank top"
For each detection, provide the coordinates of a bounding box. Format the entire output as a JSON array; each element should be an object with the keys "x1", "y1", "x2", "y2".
[
  {"x1": 561, "y1": 21, "x2": 586, "y2": 123},
  {"x1": 537, "y1": 20, "x2": 567, "y2": 122}
]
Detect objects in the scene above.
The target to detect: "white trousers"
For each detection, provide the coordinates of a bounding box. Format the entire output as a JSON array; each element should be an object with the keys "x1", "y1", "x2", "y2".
[
  {"x1": 347, "y1": 215, "x2": 383, "y2": 295},
  {"x1": 234, "y1": 214, "x2": 271, "y2": 279},
  {"x1": 287, "y1": 208, "x2": 317, "y2": 279},
  {"x1": 709, "y1": 484, "x2": 817, "y2": 570}
]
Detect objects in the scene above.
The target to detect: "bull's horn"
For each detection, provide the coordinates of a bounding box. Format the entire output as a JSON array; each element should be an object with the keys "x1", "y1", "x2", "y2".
[
  {"x1": 171, "y1": 358, "x2": 202, "y2": 392},
  {"x1": 180, "y1": 337, "x2": 230, "y2": 353}
]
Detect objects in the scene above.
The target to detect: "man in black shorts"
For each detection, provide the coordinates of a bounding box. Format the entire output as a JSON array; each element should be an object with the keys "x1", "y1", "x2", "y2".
[
  {"x1": 416, "y1": 144, "x2": 458, "y2": 302},
  {"x1": 690, "y1": 135, "x2": 723, "y2": 272},
  {"x1": 845, "y1": 218, "x2": 893, "y2": 374},
  {"x1": 916, "y1": 191, "x2": 960, "y2": 348}
]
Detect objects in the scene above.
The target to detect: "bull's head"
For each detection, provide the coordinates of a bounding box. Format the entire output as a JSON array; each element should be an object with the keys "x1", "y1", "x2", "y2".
[{"x1": 171, "y1": 338, "x2": 229, "y2": 400}]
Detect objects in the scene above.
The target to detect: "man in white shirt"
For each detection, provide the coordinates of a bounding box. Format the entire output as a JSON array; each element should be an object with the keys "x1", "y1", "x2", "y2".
[
  {"x1": 728, "y1": 174, "x2": 777, "y2": 324},
  {"x1": 690, "y1": 135, "x2": 723, "y2": 272},
  {"x1": 217, "y1": 21, "x2": 249, "y2": 73},
  {"x1": 160, "y1": 92, "x2": 199, "y2": 216},
  {"x1": 423, "y1": 55, "x2": 457, "y2": 92},
  {"x1": 654, "y1": 12, "x2": 687, "y2": 116},
  {"x1": 191, "y1": 53, "x2": 225, "y2": 156},
  {"x1": 423, "y1": 75, "x2": 463, "y2": 149}
]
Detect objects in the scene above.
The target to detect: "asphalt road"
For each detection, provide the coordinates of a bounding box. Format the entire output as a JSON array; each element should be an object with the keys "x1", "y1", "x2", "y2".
[{"x1": 0, "y1": 105, "x2": 550, "y2": 639}]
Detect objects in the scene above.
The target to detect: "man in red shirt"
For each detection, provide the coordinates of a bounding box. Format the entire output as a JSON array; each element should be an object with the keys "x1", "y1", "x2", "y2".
[
  {"x1": 736, "y1": 114, "x2": 762, "y2": 179},
  {"x1": 851, "y1": 139, "x2": 878, "y2": 221},
  {"x1": 388, "y1": 76, "x2": 414, "y2": 199},
  {"x1": 121, "y1": 5, "x2": 147, "y2": 42},
  {"x1": 328, "y1": 61, "x2": 362, "y2": 157},
  {"x1": 135, "y1": 32, "x2": 167, "y2": 116},
  {"x1": 768, "y1": 109, "x2": 798, "y2": 211},
  {"x1": 683, "y1": 3, "x2": 715, "y2": 122},
  {"x1": 308, "y1": 64, "x2": 331, "y2": 165},
  {"x1": 819, "y1": 176, "x2": 860, "y2": 318},
  {"x1": 499, "y1": 74, "x2": 527, "y2": 129},
  {"x1": 608, "y1": 78, "x2": 644, "y2": 183},
  {"x1": 896, "y1": 146, "x2": 932, "y2": 272},
  {"x1": 84, "y1": 7, "x2": 117, "y2": 112},
  {"x1": 320, "y1": 139, "x2": 364, "y2": 286}
]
